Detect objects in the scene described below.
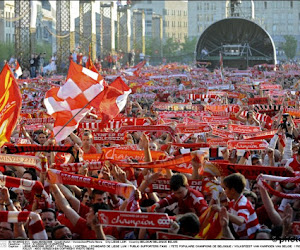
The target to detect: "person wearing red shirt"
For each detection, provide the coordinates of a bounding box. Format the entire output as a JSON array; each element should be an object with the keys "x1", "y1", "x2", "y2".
[
  {"x1": 50, "y1": 184, "x2": 106, "y2": 240},
  {"x1": 81, "y1": 130, "x2": 97, "y2": 154},
  {"x1": 222, "y1": 173, "x2": 260, "y2": 239},
  {"x1": 149, "y1": 174, "x2": 208, "y2": 217}
]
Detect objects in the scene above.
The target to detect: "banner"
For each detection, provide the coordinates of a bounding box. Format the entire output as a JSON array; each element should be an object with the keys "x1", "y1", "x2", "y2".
[
  {"x1": 207, "y1": 138, "x2": 230, "y2": 147},
  {"x1": 211, "y1": 128, "x2": 236, "y2": 139},
  {"x1": 0, "y1": 154, "x2": 41, "y2": 171},
  {"x1": 21, "y1": 118, "x2": 54, "y2": 124},
  {"x1": 47, "y1": 169, "x2": 135, "y2": 199},
  {"x1": 172, "y1": 143, "x2": 210, "y2": 148},
  {"x1": 202, "y1": 161, "x2": 287, "y2": 180},
  {"x1": 202, "y1": 116, "x2": 229, "y2": 124},
  {"x1": 54, "y1": 161, "x2": 104, "y2": 172},
  {"x1": 101, "y1": 148, "x2": 166, "y2": 162},
  {"x1": 156, "y1": 232, "x2": 195, "y2": 240},
  {"x1": 242, "y1": 130, "x2": 277, "y2": 140},
  {"x1": 158, "y1": 111, "x2": 209, "y2": 118},
  {"x1": 97, "y1": 210, "x2": 171, "y2": 230},
  {"x1": 260, "y1": 84, "x2": 282, "y2": 90},
  {"x1": 5, "y1": 145, "x2": 73, "y2": 154},
  {"x1": 150, "y1": 179, "x2": 207, "y2": 193},
  {"x1": 284, "y1": 108, "x2": 300, "y2": 118},
  {"x1": 118, "y1": 125, "x2": 175, "y2": 137},
  {"x1": 152, "y1": 102, "x2": 194, "y2": 111},
  {"x1": 248, "y1": 97, "x2": 269, "y2": 105},
  {"x1": 93, "y1": 132, "x2": 126, "y2": 144},
  {"x1": 176, "y1": 123, "x2": 211, "y2": 133},
  {"x1": 228, "y1": 124, "x2": 261, "y2": 134},
  {"x1": 227, "y1": 140, "x2": 268, "y2": 150},
  {"x1": 100, "y1": 153, "x2": 195, "y2": 174}
]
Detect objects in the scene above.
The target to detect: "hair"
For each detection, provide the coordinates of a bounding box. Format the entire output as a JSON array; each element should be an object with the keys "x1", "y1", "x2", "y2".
[
  {"x1": 41, "y1": 208, "x2": 57, "y2": 220},
  {"x1": 222, "y1": 173, "x2": 246, "y2": 194},
  {"x1": 243, "y1": 190, "x2": 258, "y2": 205},
  {"x1": 36, "y1": 130, "x2": 48, "y2": 137},
  {"x1": 51, "y1": 225, "x2": 68, "y2": 240},
  {"x1": 178, "y1": 213, "x2": 200, "y2": 236},
  {"x1": 81, "y1": 188, "x2": 89, "y2": 200},
  {"x1": 91, "y1": 189, "x2": 106, "y2": 200},
  {"x1": 83, "y1": 130, "x2": 93, "y2": 139},
  {"x1": 91, "y1": 202, "x2": 110, "y2": 214},
  {"x1": 23, "y1": 169, "x2": 37, "y2": 181},
  {"x1": 170, "y1": 174, "x2": 188, "y2": 191}
]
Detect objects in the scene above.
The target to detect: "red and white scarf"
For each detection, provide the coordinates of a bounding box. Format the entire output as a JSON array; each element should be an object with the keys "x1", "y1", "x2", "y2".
[
  {"x1": 0, "y1": 175, "x2": 50, "y2": 203},
  {"x1": 258, "y1": 174, "x2": 300, "y2": 199},
  {"x1": 0, "y1": 211, "x2": 47, "y2": 239}
]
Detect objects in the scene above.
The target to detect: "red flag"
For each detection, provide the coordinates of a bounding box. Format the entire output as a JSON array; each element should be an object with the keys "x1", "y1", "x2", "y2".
[
  {"x1": 0, "y1": 64, "x2": 22, "y2": 146},
  {"x1": 85, "y1": 44, "x2": 99, "y2": 74},
  {"x1": 44, "y1": 61, "x2": 106, "y2": 142},
  {"x1": 15, "y1": 60, "x2": 22, "y2": 79},
  {"x1": 123, "y1": 61, "x2": 146, "y2": 77},
  {"x1": 93, "y1": 77, "x2": 131, "y2": 125}
]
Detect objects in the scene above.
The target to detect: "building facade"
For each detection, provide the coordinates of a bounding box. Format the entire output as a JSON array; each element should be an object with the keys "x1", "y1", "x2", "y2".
[
  {"x1": 0, "y1": 0, "x2": 15, "y2": 44},
  {"x1": 188, "y1": 0, "x2": 300, "y2": 59},
  {"x1": 131, "y1": 0, "x2": 188, "y2": 43}
]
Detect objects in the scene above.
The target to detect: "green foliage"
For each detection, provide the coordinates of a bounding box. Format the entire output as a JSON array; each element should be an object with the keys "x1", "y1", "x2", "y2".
[
  {"x1": 281, "y1": 35, "x2": 297, "y2": 59},
  {"x1": 35, "y1": 42, "x2": 53, "y2": 64},
  {"x1": 0, "y1": 42, "x2": 15, "y2": 64},
  {"x1": 180, "y1": 37, "x2": 197, "y2": 55},
  {"x1": 162, "y1": 37, "x2": 181, "y2": 58}
]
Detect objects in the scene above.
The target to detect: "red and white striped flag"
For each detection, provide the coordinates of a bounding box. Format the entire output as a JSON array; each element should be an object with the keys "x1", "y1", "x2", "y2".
[
  {"x1": 93, "y1": 77, "x2": 131, "y2": 125},
  {"x1": 15, "y1": 60, "x2": 22, "y2": 79},
  {"x1": 44, "y1": 60, "x2": 106, "y2": 142}
]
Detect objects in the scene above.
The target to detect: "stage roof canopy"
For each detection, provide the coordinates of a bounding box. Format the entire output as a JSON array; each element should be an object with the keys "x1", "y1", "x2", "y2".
[{"x1": 196, "y1": 18, "x2": 277, "y2": 69}]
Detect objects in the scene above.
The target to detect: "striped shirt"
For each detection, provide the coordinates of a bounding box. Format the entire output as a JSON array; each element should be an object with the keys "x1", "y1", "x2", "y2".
[{"x1": 228, "y1": 195, "x2": 260, "y2": 239}]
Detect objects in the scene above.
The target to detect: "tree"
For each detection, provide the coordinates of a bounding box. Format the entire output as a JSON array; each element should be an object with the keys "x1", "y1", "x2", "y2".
[
  {"x1": 180, "y1": 36, "x2": 197, "y2": 55},
  {"x1": 0, "y1": 42, "x2": 15, "y2": 66},
  {"x1": 281, "y1": 35, "x2": 297, "y2": 60},
  {"x1": 162, "y1": 38, "x2": 181, "y2": 62}
]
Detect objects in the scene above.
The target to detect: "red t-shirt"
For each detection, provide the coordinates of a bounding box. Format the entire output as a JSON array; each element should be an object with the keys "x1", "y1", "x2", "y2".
[
  {"x1": 288, "y1": 155, "x2": 300, "y2": 171},
  {"x1": 74, "y1": 217, "x2": 96, "y2": 240},
  {"x1": 83, "y1": 145, "x2": 97, "y2": 154},
  {"x1": 158, "y1": 187, "x2": 208, "y2": 216}
]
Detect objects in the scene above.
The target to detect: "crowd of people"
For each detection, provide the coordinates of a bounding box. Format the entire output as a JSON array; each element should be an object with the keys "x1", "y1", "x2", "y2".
[{"x1": 0, "y1": 58, "x2": 300, "y2": 241}]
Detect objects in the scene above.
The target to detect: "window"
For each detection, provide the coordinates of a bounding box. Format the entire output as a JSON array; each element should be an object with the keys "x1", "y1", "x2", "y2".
[
  {"x1": 146, "y1": 20, "x2": 152, "y2": 27},
  {"x1": 291, "y1": 1, "x2": 293, "y2": 8},
  {"x1": 145, "y1": 8, "x2": 152, "y2": 15},
  {"x1": 264, "y1": 1, "x2": 267, "y2": 9},
  {"x1": 43, "y1": 27, "x2": 49, "y2": 39},
  {"x1": 12, "y1": 34, "x2": 15, "y2": 42},
  {"x1": 147, "y1": 0, "x2": 152, "y2": 4},
  {"x1": 299, "y1": 13, "x2": 300, "y2": 21},
  {"x1": 178, "y1": 21, "x2": 181, "y2": 27},
  {"x1": 163, "y1": 9, "x2": 167, "y2": 15},
  {"x1": 178, "y1": 10, "x2": 181, "y2": 16}
]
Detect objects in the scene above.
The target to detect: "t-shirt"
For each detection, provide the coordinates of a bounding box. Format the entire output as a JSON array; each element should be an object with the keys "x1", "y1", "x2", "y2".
[
  {"x1": 158, "y1": 187, "x2": 208, "y2": 217},
  {"x1": 287, "y1": 154, "x2": 300, "y2": 171},
  {"x1": 228, "y1": 195, "x2": 260, "y2": 239},
  {"x1": 83, "y1": 145, "x2": 97, "y2": 154},
  {"x1": 74, "y1": 217, "x2": 96, "y2": 240}
]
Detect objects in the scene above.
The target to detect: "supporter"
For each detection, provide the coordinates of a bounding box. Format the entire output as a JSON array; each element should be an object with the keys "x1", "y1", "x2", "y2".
[
  {"x1": 51, "y1": 225, "x2": 73, "y2": 240},
  {"x1": 149, "y1": 174, "x2": 208, "y2": 217},
  {"x1": 220, "y1": 173, "x2": 260, "y2": 239}
]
